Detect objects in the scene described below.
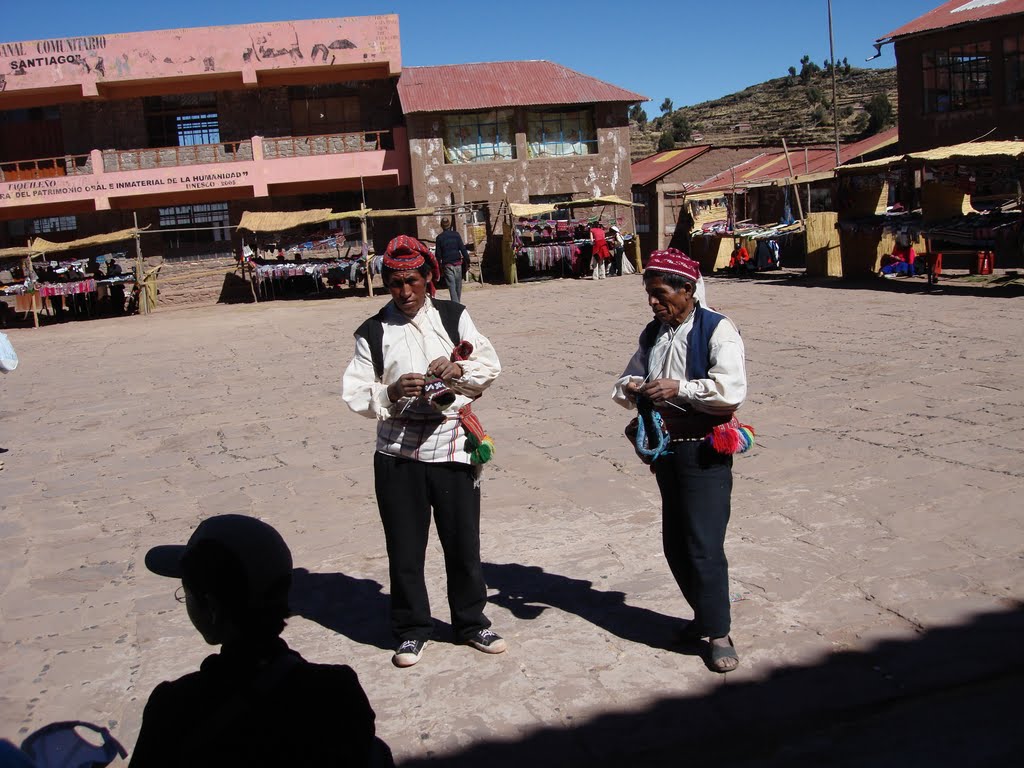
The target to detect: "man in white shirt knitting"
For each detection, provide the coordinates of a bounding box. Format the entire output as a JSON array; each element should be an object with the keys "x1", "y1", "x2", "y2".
[
  {"x1": 342, "y1": 235, "x2": 505, "y2": 668},
  {"x1": 612, "y1": 248, "x2": 747, "y2": 672}
]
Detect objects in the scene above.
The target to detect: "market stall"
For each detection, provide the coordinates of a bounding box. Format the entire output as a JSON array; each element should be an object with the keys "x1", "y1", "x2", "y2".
[
  {"x1": 0, "y1": 228, "x2": 150, "y2": 327},
  {"x1": 837, "y1": 140, "x2": 1024, "y2": 277},
  {"x1": 0, "y1": 246, "x2": 40, "y2": 326},
  {"x1": 501, "y1": 196, "x2": 642, "y2": 284},
  {"x1": 237, "y1": 206, "x2": 436, "y2": 299}
]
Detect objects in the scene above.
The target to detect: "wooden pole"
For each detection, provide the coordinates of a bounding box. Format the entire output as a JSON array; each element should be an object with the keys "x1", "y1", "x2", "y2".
[
  {"x1": 361, "y1": 204, "x2": 371, "y2": 297},
  {"x1": 828, "y1": 0, "x2": 842, "y2": 167},
  {"x1": 244, "y1": 239, "x2": 259, "y2": 304},
  {"x1": 133, "y1": 211, "x2": 149, "y2": 315},
  {"x1": 782, "y1": 139, "x2": 805, "y2": 222}
]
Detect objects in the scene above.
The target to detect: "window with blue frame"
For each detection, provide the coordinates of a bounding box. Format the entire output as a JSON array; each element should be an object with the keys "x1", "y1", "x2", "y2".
[
  {"x1": 526, "y1": 109, "x2": 597, "y2": 158},
  {"x1": 443, "y1": 110, "x2": 515, "y2": 164}
]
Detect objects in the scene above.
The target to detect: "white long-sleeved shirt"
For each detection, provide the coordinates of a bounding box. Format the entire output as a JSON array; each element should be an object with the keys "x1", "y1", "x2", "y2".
[
  {"x1": 342, "y1": 298, "x2": 501, "y2": 464},
  {"x1": 612, "y1": 308, "x2": 746, "y2": 416}
]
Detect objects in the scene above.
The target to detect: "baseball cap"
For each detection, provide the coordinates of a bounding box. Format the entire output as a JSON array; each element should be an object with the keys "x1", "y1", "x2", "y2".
[{"x1": 145, "y1": 515, "x2": 293, "y2": 607}]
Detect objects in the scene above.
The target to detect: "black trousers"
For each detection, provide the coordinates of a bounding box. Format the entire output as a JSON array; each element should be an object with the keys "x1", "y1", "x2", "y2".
[
  {"x1": 653, "y1": 441, "x2": 733, "y2": 638},
  {"x1": 374, "y1": 452, "x2": 490, "y2": 642},
  {"x1": 610, "y1": 247, "x2": 624, "y2": 276}
]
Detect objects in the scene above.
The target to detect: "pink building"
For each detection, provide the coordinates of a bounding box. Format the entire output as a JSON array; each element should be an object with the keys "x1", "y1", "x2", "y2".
[{"x1": 0, "y1": 16, "x2": 410, "y2": 260}]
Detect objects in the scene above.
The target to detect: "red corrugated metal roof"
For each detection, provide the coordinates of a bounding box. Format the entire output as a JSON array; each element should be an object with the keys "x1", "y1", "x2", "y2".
[
  {"x1": 879, "y1": 0, "x2": 1024, "y2": 42},
  {"x1": 688, "y1": 128, "x2": 899, "y2": 194},
  {"x1": 397, "y1": 61, "x2": 647, "y2": 114},
  {"x1": 631, "y1": 146, "x2": 711, "y2": 187}
]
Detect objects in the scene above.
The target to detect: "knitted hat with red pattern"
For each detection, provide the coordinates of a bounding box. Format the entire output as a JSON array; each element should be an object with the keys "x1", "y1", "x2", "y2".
[
  {"x1": 646, "y1": 248, "x2": 701, "y2": 282},
  {"x1": 383, "y1": 235, "x2": 441, "y2": 284}
]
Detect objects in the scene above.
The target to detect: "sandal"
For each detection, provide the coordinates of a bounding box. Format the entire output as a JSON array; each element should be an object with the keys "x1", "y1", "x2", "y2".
[{"x1": 709, "y1": 636, "x2": 739, "y2": 673}]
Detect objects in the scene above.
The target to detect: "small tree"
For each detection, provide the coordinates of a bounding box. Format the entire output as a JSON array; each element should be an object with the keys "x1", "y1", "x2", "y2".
[
  {"x1": 671, "y1": 112, "x2": 692, "y2": 143},
  {"x1": 660, "y1": 97, "x2": 674, "y2": 115},
  {"x1": 810, "y1": 104, "x2": 828, "y2": 126},
  {"x1": 807, "y1": 86, "x2": 824, "y2": 104},
  {"x1": 842, "y1": 57, "x2": 851, "y2": 74},
  {"x1": 788, "y1": 65, "x2": 797, "y2": 78},
  {"x1": 629, "y1": 104, "x2": 648, "y2": 127},
  {"x1": 865, "y1": 93, "x2": 894, "y2": 134},
  {"x1": 799, "y1": 54, "x2": 820, "y2": 84},
  {"x1": 657, "y1": 131, "x2": 676, "y2": 151}
]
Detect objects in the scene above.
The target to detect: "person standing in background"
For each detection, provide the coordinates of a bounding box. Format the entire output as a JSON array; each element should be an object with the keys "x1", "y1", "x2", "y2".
[
  {"x1": 435, "y1": 217, "x2": 470, "y2": 304},
  {"x1": 590, "y1": 222, "x2": 610, "y2": 280},
  {"x1": 608, "y1": 225, "x2": 625, "y2": 277}
]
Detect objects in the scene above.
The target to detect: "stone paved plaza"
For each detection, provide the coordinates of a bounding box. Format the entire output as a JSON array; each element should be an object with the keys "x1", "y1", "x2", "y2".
[{"x1": 1, "y1": 274, "x2": 1022, "y2": 766}]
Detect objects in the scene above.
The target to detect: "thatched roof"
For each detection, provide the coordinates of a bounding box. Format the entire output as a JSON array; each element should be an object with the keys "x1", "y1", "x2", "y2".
[
  {"x1": 237, "y1": 209, "x2": 334, "y2": 232},
  {"x1": 30, "y1": 228, "x2": 141, "y2": 254},
  {"x1": 364, "y1": 207, "x2": 436, "y2": 219},
  {"x1": 840, "y1": 140, "x2": 1024, "y2": 173},
  {"x1": 0, "y1": 246, "x2": 36, "y2": 261},
  {"x1": 558, "y1": 195, "x2": 642, "y2": 208},
  {"x1": 238, "y1": 207, "x2": 437, "y2": 232},
  {"x1": 508, "y1": 203, "x2": 558, "y2": 218}
]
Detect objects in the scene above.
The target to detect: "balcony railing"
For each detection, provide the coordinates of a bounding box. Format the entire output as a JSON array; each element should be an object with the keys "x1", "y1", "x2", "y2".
[
  {"x1": 0, "y1": 154, "x2": 93, "y2": 183},
  {"x1": 103, "y1": 140, "x2": 253, "y2": 172},
  {"x1": 0, "y1": 129, "x2": 392, "y2": 190},
  {"x1": 262, "y1": 130, "x2": 388, "y2": 160}
]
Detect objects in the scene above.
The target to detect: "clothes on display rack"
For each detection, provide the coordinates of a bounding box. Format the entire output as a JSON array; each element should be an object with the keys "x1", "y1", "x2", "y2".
[
  {"x1": 519, "y1": 243, "x2": 581, "y2": 271},
  {"x1": 36, "y1": 279, "x2": 97, "y2": 297},
  {"x1": 252, "y1": 260, "x2": 365, "y2": 283}
]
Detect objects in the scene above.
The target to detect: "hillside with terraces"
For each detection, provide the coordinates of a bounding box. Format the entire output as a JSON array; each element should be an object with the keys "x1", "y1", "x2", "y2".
[{"x1": 632, "y1": 66, "x2": 898, "y2": 160}]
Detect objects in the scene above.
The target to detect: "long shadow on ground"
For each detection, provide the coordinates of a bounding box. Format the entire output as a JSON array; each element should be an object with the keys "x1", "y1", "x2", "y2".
[
  {"x1": 483, "y1": 562, "x2": 701, "y2": 656},
  {"x1": 401, "y1": 603, "x2": 1024, "y2": 768},
  {"x1": 289, "y1": 568, "x2": 393, "y2": 651}
]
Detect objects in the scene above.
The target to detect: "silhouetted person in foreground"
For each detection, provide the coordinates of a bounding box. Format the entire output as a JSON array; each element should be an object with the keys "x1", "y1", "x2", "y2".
[{"x1": 132, "y1": 514, "x2": 390, "y2": 767}]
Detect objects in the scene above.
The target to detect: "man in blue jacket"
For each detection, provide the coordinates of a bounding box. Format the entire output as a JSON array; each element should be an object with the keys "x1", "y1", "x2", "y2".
[{"x1": 434, "y1": 217, "x2": 470, "y2": 304}]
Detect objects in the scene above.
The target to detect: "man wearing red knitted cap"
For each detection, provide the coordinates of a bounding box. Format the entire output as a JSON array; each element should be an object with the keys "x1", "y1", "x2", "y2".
[
  {"x1": 342, "y1": 235, "x2": 505, "y2": 668},
  {"x1": 612, "y1": 248, "x2": 748, "y2": 672}
]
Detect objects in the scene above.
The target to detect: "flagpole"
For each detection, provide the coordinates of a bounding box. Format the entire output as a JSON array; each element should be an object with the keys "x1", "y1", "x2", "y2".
[{"x1": 828, "y1": 0, "x2": 841, "y2": 166}]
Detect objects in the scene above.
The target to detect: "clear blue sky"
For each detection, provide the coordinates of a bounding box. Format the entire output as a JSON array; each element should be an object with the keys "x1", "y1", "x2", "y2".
[{"x1": 4, "y1": 0, "x2": 941, "y2": 112}]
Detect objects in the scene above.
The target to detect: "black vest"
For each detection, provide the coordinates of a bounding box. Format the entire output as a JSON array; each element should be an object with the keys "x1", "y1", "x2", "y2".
[{"x1": 355, "y1": 299, "x2": 465, "y2": 379}]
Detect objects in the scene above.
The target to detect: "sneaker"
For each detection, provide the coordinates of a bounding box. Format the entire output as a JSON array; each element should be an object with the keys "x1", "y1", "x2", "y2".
[
  {"x1": 392, "y1": 639, "x2": 425, "y2": 668},
  {"x1": 465, "y1": 629, "x2": 507, "y2": 654}
]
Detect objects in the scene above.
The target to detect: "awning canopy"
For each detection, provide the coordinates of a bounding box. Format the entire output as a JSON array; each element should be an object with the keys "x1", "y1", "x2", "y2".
[
  {"x1": 238, "y1": 207, "x2": 437, "y2": 232},
  {"x1": 0, "y1": 246, "x2": 36, "y2": 260},
  {"x1": 508, "y1": 196, "x2": 642, "y2": 219},
  {"x1": 840, "y1": 140, "x2": 1024, "y2": 173},
  {"x1": 30, "y1": 228, "x2": 142, "y2": 254},
  {"x1": 508, "y1": 203, "x2": 559, "y2": 218},
  {"x1": 364, "y1": 206, "x2": 436, "y2": 219},
  {"x1": 557, "y1": 194, "x2": 643, "y2": 208},
  {"x1": 237, "y1": 209, "x2": 334, "y2": 232}
]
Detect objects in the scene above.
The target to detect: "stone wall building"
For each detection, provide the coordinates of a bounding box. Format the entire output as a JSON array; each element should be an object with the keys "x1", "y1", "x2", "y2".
[{"x1": 396, "y1": 61, "x2": 644, "y2": 277}]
